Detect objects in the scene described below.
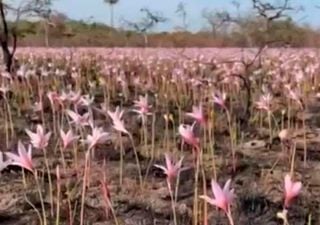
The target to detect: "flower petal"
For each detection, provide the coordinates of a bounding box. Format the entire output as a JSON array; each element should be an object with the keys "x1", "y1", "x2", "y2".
[
  {"x1": 174, "y1": 156, "x2": 184, "y2": 171},
  {"x1": 211, "y1": 179, "x2": 224, "y2": 202},
  {"x1": 292, "y1": 182, "x2": 302, "y2": 196},
  {"x1": 27, "y1": 145, "x2": 33, "y2": 160},
  {"x1": 200, "y1": 195, "x2": 218, "y2": 207},
  {"x1": 5, "y1": 152, "x2": 21, "y2": 163},
  {"x1": 18, "y1": 141, "x2": 28, "y2": 159},
  {"x1": 154, "y1": 164, "x2": 168, "y2": 174},
  {"x1": 164, "y1": 153, "x2": 173, "y2": 172},
  {"x1": 223, "y1": 179, "x2": 232, "y2": 193},
  {"x1": 25, "y1": 129, "x2": 38, "y2": 141}
]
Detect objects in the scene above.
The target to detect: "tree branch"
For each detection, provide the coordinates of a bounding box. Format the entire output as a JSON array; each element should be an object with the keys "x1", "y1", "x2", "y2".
[{"x1": 0, "y1": 1, "x2": 9, "y2": 42}]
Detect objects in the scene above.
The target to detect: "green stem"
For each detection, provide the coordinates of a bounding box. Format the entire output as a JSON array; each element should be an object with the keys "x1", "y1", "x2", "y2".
[
  {"x1": 43, "y1": 149, "x2": 54, "y2": 217},
  {"x1": 129, "y1": 134, "x2": 143, "y2": 189},
  {"x1": 55, "y1": 176, "x2": 61, "y2": 225},
  {"x1": 119, "y1": 132, "x2": 124, "y2": 186},
  {"x1": 225, "y1": 109, "x2": 235, "y2": 171},
  {"x1": 226, "y1": 210, "x2": 235, "y2": 225},
  {"x1": 34, "y1": 170, "x2": 47, "y2": 225},
  {"x1": 168, "y1": 182, "x2": 178, "y2": 225},
  {"x1": 193, "y1": 155, "x2": 200, "y2": 225},
  {"x1": 302, "y1": 114, "x2": 307, "y2": 167},
  {"x1": 268, "y1": 111, "x2": 273, "y2": 144},
  {"x1": 80, "y1": 151, "x2": 90, "y2": 225}
]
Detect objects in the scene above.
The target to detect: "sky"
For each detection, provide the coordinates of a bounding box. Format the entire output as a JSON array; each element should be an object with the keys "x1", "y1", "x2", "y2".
[{"x1": 53, "y1": 0, "x2": 320, "y2": 31}]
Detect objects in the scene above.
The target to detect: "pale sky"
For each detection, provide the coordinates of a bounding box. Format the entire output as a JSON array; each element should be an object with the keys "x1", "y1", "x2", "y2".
[{"x1": 53, "y1": 0, "x2": 320, "y2": 31}]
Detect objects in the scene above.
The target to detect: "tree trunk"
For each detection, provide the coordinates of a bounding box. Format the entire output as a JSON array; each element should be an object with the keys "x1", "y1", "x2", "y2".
[
  {"x1": 110, "y1": 4, "x2": 114, "y2": 28},
  {"x1": 2, "y1": 44, "x2": 12, "y2": 71},
  {"x1": 0, "y1": 2, "x2": 15, "y2": 72},
  {"x1": 44, "y1": 20, "x2": 49, "y2": 47},
  {"x1": 183, "y1": 14, "x2": 187, "y2": 30},
  {"x1": 143, "y1": 33, "x2": 148, "y2": 47}
]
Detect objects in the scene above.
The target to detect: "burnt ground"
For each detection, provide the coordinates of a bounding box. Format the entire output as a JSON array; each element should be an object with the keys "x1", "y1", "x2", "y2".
[{"x1": 0, "y1": 94, "x2": 320, "y2": 225}]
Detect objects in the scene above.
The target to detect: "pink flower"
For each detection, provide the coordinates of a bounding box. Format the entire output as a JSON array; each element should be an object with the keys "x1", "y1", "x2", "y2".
[
  {"x1": 133, "y1": 94, "x2": 152, "y2": 116},
  {"x1": 278, "y1": 129, "x2": 290, "y2": 141},
  {"x1": 59, "y1": 90, "x2": 82, "y2": 106},
  {"x1": 6, "y1": 141, "x2": 33, "y2": 172},
  {"x1": 79, "y1": 95, "x2": 94, "y2": 107},
  {"x1": 107, "y1": 106, "x2": 124, "y2": 122},
  {"x1": 200, "y1": 179, "x2": 234, "y2": 214},
  {"x1": 84, "y1": 126, "x2": 111, "y2": 150},
  {"x1": 255, "y1": 93, "x2": 273, "y2": 112},
  {"x1": 47, "y1": 91, "x2": 62, "y2": 109},
  {"x1": 186, "y1": 104, "x2": 206, "y2": 126},
  {"x1": 154, "y1": 153, "x2": 184, "y2": 186},
  {"x1": 68, "y1": 90, "x2": 82, "y2": 104},
  {"x1": 60, "y1": 129, "x2": 79, "y2": 149},
  {"x1": 66, "y1": 110, "x2": 91, "y2": 127},
  {"x1": 284, "y1": 174, "x2": 302, "y2": 208},
  {"x1": 178, "y1": 123, "x2": 199, "y2": 149},
  {"x1": 285, "y1": 86, "x2": 304, "y2": 109},
  {"x1": 212, "y1": 91, "x2": 227, "y2": 108},
  {"x1": 107, "y1": 107, "x2": 129, "y2": 134},
  {"x1": 25, "y1": 124, "x2": 51, "y2": 150},
  {"x1": 59, "y1": 91, "x2": 70, "y2": 103}
]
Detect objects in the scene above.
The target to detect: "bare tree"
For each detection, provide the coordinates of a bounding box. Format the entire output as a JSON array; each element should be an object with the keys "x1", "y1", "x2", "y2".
[
  {"x1": 175, "y1": 2, "x2": 187, "y2": 31},
  {"x1": 104, "y1": 0, "x2": 119, "y2": 28},
  {"x1": 203, "y1": 0, "x2": 301, "y2": 44},
  {"x1": 245, "y1": 0, "x2": 301, "y2": 31},
  {"x1": 200, "y1": 0, "x2": 301, "y2": 124},
  {"x1": 251, "y1": 0, "x2": 301, "y2": 29},
  {"x1": 37, "y1": 8, "x2": 54, "y2": 47},
  {"x1": 202, "y1": 9, "x2": 235, "y2": 37},
  {"x1": 0, "y1": 0, "x2": 52, "y2": 72},
  {"x1": 123, "y1": 8, "x2": 167, "y2": 47}
]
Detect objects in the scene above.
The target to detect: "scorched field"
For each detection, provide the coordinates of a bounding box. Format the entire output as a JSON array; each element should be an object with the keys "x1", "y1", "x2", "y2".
[{"x1": 0, "y1": 47, "x2": 319, "y2": 225}]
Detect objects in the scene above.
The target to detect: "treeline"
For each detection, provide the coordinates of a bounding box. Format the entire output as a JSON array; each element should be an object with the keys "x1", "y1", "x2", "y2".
[{"x1": 14, "y1": 16, "x2": 320, "y2": 48}]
